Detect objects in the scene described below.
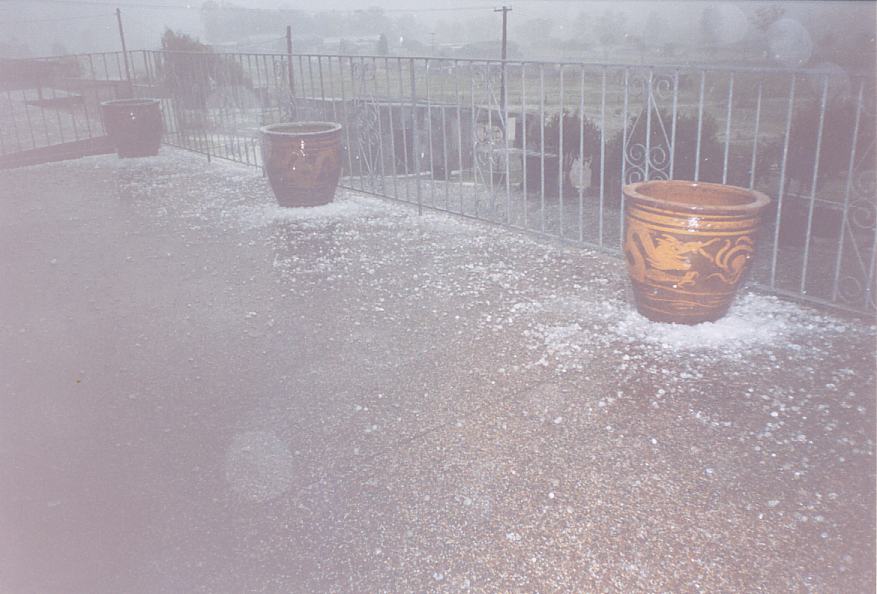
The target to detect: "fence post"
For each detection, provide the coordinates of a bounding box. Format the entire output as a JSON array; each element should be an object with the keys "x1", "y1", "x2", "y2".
[{"x1": 116, "y1": 8, "x2": 132, "y2": 97}]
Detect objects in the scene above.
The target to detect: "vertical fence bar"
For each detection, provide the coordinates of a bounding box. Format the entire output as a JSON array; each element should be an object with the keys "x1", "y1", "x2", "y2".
[
  {"x1": 471, "y1": 67, "x2": 479, "y2": 217},
  {"x1": 558, "y1": 65, "x2": 565, "y2": 238},
  {"x1": 831, "y1": 80, "x2": 866, "y2": 302},
  {"x1": 318, "y1": 56, "x2": 327, "y2": 122},
  {"x1": 578, "y1": 65, "x2": 585, "y2": 242},
  {"x1": 101, "y1": 53, "x2": 110, "y2": 85},
  {"x1": 350, "y1": 56, "x2": 367, "y2": 191},
  {"x1": 539, "y1": 63, "x2": 545, "y2": 232},
  {"x1": 503, "y1": 64, "x2": 511, "y2": 225},
  {"x1": 864, "y1": 220, "x2": 877, "y2": 310},
  {"x1": 721, "y1": 72, "x2": 735, "y2": 184},
  {"x1": 357, "y1": 56, "x2": 371, "y2": 192},
  {"x1": 307, "y1": 56, "x2": 316, "y2": 113},
  {"x1": 296, "y1": 54, "x2": 306, "y2": 111},
  {"x1": 669, "y1": 70, "x2": 679, "y2": 180},
  {"x1": 5, "y1": 90, "x2": 23, "y2": 152},
  {"x1": 64, "y1": 73, "x2": 81, "y2": 143},
  {"x1": 327, "y1": 56, "x2": 338, "y2": 123},
  {"x1": 694, "y1": 70, "x2": 705, "y2": 181},
  {"x1": 19, "y1": 89, "x2": 39, "y2": 149},
  {"x1": 338, "y1": 56, "x2": 354, "y2": 185},
  {"x1": 410, "y1": 58, "x2": 422, "y2": 215},
  {"x1": 34, "y1": 86, "x2": 51, "y2": 146},
  {"x1": 385, "y1": 57, "x2": 399, "y2": 200},
  {"x1": 79, "y1": 55, "x2": 95, "y2": 141},
  {"x1": 214, "y1": 54, "x2": 229, "y2": 161},
  {"x1": 425, "y1": 59, "x2": 435, "y2": 208},
  {"x1": 487, "y1": 63, "x2": 495, "y2": 213},
  {"x1": 49, "y1": 85, "x2": 66, "y2": 144},
  {"x1": 644, "y1": 68, "x2": 653, "y2": 181},
  {"x1": 440, "y1": 62, "x2": 450, "y2": 210},
  {"x1": 598, "y1": 67, "x2": 606, "y2": 247},
  {"x1": 286, "y1": 26, "x2": 294, "y2": 97},
  {"x1": 749, "y1": 80, "x2": 763, "y2": 189},
  {"x1": 620, "y1": 68, "x2": 630, "y2": 245},
  {"x1": 398, "y1": 59, "x2": 411, "y2": 203},
  {"x1": 521, "y1": 63, "x2": 528, "y2": 230},
  {"x1": 769, "y1": 75, "x2": 797, "y2": 288},
  {"x1": 371, "y1": 56, "x2": 387, "y2": 196},
  {"x1": 800, "y1": 75, "x2": 830, "y2": 293},
  {"x1": 455, "y1": 61, "x2": 464, "y2": 214},
  {"x1": 202, "y1": 53, "x2": 214, "y2": 161}
]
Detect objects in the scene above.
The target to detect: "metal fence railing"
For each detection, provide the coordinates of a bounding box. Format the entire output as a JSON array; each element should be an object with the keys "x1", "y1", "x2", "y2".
[
  {"x1": 0, "y1": 53, "x2": 134, "y2": 157},
  {"x1": 2, "y1": 49, "x2": 875, "y2": 316}
]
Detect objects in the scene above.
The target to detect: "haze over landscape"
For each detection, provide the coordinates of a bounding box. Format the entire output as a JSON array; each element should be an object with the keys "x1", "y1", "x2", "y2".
[{"x1": 0, "y1": 0, "x2": 874, "y2": 72}]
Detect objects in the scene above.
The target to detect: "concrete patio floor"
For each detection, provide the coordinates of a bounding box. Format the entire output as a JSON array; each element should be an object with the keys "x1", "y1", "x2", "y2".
[{"x1": 1, "y1": 148, "x2": 874, "y2": 593}]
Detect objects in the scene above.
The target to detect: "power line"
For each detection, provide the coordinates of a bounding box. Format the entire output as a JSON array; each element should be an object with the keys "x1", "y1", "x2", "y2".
[
  {"x1": 379, "y1": 6, "x2": 496, "y2": 12},
  {"x1": 0, "y1": 13, "x2": 112, "y2": 25},
  {"x1": 0, "y1": 0, "x2": 195, "y2": 9},
  {"x1": 0, "y1": 0, "x2": 498, "y2": 11}
]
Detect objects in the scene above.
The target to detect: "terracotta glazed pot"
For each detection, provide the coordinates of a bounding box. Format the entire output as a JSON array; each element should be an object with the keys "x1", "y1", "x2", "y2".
[
  {"x1": 623, "y1": 180, "x2": 771, "y2": 324},
  {"x1": 260, "y1": 122, "x2": 343, "y2": 207},
  {"x1": 100, "y1": 98, "x2": 163, "y2": 158}
]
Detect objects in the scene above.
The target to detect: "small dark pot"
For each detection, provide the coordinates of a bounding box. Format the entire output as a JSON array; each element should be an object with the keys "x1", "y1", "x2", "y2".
[
  {"x1": 623, "y1": 180, "x2": 771, "y2": 324},
  {"x1": 260, "y1": 122, "x2": 343, "y2": 208},
  {"x1": 100, "y1": 98, "x2": 163, "y2": 158}
]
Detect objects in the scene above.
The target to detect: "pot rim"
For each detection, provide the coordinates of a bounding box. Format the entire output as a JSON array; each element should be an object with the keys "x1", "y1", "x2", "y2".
[
  {"x1": 100, "y1": 98, "x2": 160, "y2": 107},
  {"x1": 624, "y1": 180, "x2": 771, "y2": 214},
  {"x1": 260, "y1": 121, "x2": 343, "y2": 137}
]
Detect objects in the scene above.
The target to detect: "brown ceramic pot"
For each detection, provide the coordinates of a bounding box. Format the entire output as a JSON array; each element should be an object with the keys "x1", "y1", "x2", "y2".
[
  {"x1": 260, "y1": 122, "x2": 343, "y2": 207},
  {"x1": 100, "y1": 98, "x2": 163, "y2": 158},
  {"x1": 623, "y1": 180, "x2": 771, "y2": 324}
]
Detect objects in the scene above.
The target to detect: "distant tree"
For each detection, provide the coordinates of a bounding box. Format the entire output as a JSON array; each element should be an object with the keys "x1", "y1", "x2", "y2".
[
  {"x1": 571, "y1": 11, "x2": 590, "y2": 40},
  {"x1": 526, "y1": 110, "x2": 601, "y2": 196},
  {"x1": 642, "y1": 10, "x2": 665, "y2": 50},
  {"x1": 777, "y1": 97, "x2": 876, "y2": 195},
  {"x1": 516, "y1": 18, "x2": 553, "y2": 48},
  {"x1": 356, "y1": 7, "x2": 392, "y2": 36},
  {"x1": 699, "y1": 6, "x2": 721, "y2": 54},
  {"x1": 593, "y1": 10, "x2": 627, "y2": 58},
  {"x1": 376, "y1": 33, "x2": 389, "y2": 56},
  {"x1": 159, "y1": 29, "x2": 251, "y2": 112},
  {"x1": 50, "y1": 42, "x2": 68, "y2": 57},
  {"x1": 593, "y1": 109, "x2": 771, "y2": 198},
  {"x1": 749, "y1": 4, "x2": 785, "y2": 33},
  {"x1": 400, "y1": 37, "x2": 426, "y2": 55},
  {"x1": 312, "y1": 11, "x2": 346, "y2": 37},
  {"x1": 395, "y1": 14, "x2": 424, "y2": 42},
  {"x1": 662, "y1": 41, "x2": 678, "y2": 58}
]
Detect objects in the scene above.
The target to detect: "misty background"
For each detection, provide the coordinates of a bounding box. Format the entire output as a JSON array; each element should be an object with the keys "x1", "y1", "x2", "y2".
[{"x1": 0, "y1": 1, "x2": 874, "y2": 72}]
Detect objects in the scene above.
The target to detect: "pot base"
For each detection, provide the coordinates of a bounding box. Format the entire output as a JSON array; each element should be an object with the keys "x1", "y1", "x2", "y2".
[
  {"x1": 630, "y1": 281, "x2": 733, "y2": 324},
  {"x1": 272, "y1": 187, "x2": 336, "y2": 208}
]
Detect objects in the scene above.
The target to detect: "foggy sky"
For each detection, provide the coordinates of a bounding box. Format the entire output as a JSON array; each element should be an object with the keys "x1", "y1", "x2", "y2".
[{"x1": 0, "y1": 0, "x2": 874, "y2": 60}]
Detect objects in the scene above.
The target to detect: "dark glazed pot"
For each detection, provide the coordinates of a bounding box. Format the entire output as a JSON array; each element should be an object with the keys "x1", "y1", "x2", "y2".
[
  {"x1": 100, "y1": 98, "x2": 163, "y2": 158},
  {"x1": 260, "y1": 122, "x2": 343, "y2": 207},
  {"x1": 623, "y1": 180, "x2": 771, "y2": 324}
]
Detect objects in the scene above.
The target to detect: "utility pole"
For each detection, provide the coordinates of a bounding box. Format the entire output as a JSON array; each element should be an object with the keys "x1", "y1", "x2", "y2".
[
  {"x1": 116, "y1": 8, "x2": 132, "y2": 96},
  {"x1": 286, "y1": 25, "x2": 295, "y2": 98},
  {"x1": 494, "y1": 6, "x2": 511, "y2": 118}
]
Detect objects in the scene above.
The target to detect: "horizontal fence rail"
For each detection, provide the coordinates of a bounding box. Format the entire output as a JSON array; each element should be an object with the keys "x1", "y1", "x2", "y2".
[{"x1": 2, "y1": 49, "x2": 875, "y2": 316}]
